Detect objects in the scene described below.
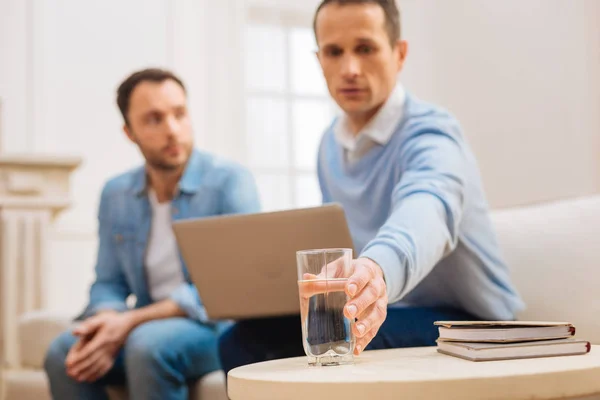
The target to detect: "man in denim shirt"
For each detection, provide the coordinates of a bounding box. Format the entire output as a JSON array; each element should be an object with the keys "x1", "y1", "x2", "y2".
[{"x1": 44, "y1": 68, "x2": 260, "y2": 400}]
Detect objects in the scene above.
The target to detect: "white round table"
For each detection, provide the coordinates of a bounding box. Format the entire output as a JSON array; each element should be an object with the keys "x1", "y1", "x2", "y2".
[{"x1": 228, "y1": 346, "x2": 600, "y2": 400}]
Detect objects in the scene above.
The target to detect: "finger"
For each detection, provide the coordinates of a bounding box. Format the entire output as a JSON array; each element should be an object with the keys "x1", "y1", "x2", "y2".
[
  {"x1": 325, "y1": 256, "x2": 347, "y2": 278},
  {"x1": 91, "y1": 364, "x2": 112, "y2": 383},
  {"x1": 298, "y1": 279, "x2": 346, "y2": 298},
  {"x1": 68, "y1": 334, "x2": 107, "y2": 365},
  {"x1": 353, "y1": 297, "x2": 387, "y2": 338},
  {"x1": 344, "y1": 279, "x2": 384, "y2": 320},
  {"x1": 67, "y1": 346, "x2": 105, "y2": 379},
  {"x1": 345, "y1": 263, "x2": 374, "y2": 298},
  {"x1": 81, "y1": 356, "x2": 113, "y2": 383},
  {"x1": 306, "y1": 255, "x2": 348, "y2": 280},
  {"x1": 81, "y1": 359, "x2": 109, "y2": 383},
  {"x1": 73, "y1": 316, "x2": 105, "y2": 337},
  {"x1": 65, "y1": 338, "x2": 88, "y2": 367},
  {"x1": 298, "y1": 276, "x2": 312, "y2": 320},
  {"x1": 355, "y1": 327, "x2": 378, "y2": 355}
]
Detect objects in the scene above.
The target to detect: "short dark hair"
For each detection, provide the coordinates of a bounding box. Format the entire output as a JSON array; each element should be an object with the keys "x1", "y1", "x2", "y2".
[
  {"x1": 313, "y1": 0, "x2": 401, "y2": 46},
  {"x1": 116, "y1": 68, "x2": 186, "y2": 126}
]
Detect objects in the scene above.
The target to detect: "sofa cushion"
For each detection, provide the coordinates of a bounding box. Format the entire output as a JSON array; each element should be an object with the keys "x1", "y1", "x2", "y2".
[
  {"x1": 4, "y1": 369, "x2": 226, "y2": 400},
  {"x1": 17, "y1": 311, "x2": 74, "y2": 369},
  {"x1": 106, "y1": 371, "x2": 227, "y2": 400},
  {"x1": 491, "y1": 195, "x2": 600, "y2": 344},
  {"x1": 4, "y1": 369, "x2": 51, "y2": 400}
]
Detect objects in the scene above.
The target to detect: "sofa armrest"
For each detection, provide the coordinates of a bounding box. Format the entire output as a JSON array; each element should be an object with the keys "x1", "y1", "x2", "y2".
[{"x1": 17, "y1": 310, "x2": 75, "y2": 369}]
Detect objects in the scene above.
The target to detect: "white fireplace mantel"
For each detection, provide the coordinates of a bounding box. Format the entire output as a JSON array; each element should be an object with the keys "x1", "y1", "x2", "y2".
[
  {"x1": 0, "y1": 154, "x2": 82, "y2": 213},
  {"x1": 0, "y1": 154, "x2": 81, "y2": 368}
]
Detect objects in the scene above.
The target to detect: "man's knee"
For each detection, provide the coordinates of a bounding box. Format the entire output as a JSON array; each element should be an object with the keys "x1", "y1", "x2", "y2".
[
  {"x1": 125, "y1": 327, "x2": 164, "y2": 367},
  {"x1": 125, "y1": 319, "x2": 221, "y2": 380},
  {"x1": 218, "y1": 324, "x2": 234, "y2": 353},
  {"x1": 124, "y1": 322, "x2": 178, "y2": 374},
  {"x1": 217, "y1": 324, "x2": 237, "y2": 373},
  {"x1": 44, "y1": 331, "x2": 76, "y2": 376}
]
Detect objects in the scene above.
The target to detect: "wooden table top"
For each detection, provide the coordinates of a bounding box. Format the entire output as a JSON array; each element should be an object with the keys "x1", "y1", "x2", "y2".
[{"x1": 228, "y1": 345, "x2": 600, "y2": 400}]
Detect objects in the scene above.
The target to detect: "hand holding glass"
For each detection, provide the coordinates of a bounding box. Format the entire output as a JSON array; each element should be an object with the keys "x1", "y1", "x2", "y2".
[{"x1": 297, "y1": 248, "x2": 355, "y2": 366}]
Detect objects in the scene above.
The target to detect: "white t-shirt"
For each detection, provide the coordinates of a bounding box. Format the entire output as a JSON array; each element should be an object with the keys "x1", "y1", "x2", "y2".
[{"x1": 145, "y1": 190, "x2": 185, "y2": 301}]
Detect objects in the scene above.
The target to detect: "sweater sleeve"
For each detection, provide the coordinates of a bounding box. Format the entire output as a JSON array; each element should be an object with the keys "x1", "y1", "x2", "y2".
[{"x1": 360, "y1": 129, "x2": 467, "y2": 303}]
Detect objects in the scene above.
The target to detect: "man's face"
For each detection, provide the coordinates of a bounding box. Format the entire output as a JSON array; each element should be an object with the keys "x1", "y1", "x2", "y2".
[
  {"x1": 315, "y1": 3, "x2": 407, "y2": 120},
  {"x1": 124, "y1": 79, "x2": 193, "y2": 171}
]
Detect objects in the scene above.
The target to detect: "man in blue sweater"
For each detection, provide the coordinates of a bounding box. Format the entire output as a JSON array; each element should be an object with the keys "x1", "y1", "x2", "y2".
[{"x1": 219, "y1": 0, "x2": 524, "y2": 372}]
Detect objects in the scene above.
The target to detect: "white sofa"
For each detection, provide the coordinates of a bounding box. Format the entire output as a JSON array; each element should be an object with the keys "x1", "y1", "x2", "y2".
[
  {"x1": 3, "y1": 195, "x2": 600, "y2": 400},
  {"x1": 492, "y1": 195, "x2": 600, "y2": 344},
  {"x1": 1, "y1": 310, "x2": 228, "y2": 400}
]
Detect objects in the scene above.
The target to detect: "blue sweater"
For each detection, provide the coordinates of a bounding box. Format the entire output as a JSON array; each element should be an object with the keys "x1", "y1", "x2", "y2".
[{"x1": 317, "y1": 94, "x2": 524, "y2": 320}]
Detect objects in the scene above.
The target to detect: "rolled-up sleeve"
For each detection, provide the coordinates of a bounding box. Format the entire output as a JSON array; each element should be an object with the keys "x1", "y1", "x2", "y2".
[{"x1": 169, "y1": 282, "x2": 210, "y2": 321}]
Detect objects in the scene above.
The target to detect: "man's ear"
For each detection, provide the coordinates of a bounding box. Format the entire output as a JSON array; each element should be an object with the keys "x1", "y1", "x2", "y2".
[
  {"x1": 123, "y1": 123, "x2": 136, "y2": 144},
  {"x1": 315, "y1": 50, "x2": 323, "y2": 69},
  {"x1": 395, "y1": 39, "x2": 409, "y2": 72}
]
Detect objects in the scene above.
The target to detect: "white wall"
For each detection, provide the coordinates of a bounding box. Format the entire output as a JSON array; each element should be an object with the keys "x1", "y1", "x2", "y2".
[
  {"x1": 399, "y1": 0, "x2": 600, "y2": 207},
  {"x1": 248, "y1": 0, "x2": 600, "y2": 208},
  {"x1": 1, "y1": 0, "x2": 599, "y2": 315},
  {"x1": 0, "y1": 0, "x2": 31, "y2": 153},
  {"x1": 0, "y1": 0, "x2": 245, "y2": 315}
]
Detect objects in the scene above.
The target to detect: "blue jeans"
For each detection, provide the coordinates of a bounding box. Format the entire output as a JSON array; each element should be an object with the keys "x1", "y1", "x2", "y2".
[
  {"x1": 44, "y1": 318, "x2": 222, "y2": 400},
  {"x1": 218, "y1": 306, "x2": 478, "y2": 374}
]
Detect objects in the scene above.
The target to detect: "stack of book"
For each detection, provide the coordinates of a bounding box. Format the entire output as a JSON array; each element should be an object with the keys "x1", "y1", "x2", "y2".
[{"x1": 434, "y1": 321, "x2": 591, "y2": 361}]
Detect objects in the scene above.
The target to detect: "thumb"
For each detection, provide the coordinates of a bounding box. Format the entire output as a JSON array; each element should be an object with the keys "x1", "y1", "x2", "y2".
[{"x1": 73, "y1": 316, "x2": 103, "y2": 337}]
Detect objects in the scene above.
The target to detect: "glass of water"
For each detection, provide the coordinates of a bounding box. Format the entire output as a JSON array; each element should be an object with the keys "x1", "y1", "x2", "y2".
[{"x1": 296, "y1": 248, "x2": 355, "y2": 366}]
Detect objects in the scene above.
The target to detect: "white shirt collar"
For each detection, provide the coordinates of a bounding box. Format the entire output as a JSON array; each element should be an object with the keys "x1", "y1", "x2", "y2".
[{"x1": 334, "y1": 84, "x2": 406, "y2": 152}]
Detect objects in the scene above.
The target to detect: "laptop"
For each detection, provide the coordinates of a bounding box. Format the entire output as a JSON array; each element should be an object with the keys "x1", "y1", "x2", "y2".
[{"x1": 172, "y1": 204, "x2": 354, "y2": 320}]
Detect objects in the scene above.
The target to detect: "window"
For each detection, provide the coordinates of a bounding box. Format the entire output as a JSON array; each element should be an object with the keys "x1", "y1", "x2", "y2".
[{"x1": 244, "y1": 10, "x2": 337, "y2": 211}]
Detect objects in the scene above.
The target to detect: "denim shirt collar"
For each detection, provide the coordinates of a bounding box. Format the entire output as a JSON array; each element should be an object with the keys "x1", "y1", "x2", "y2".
[{"x1": 131, "y1": 149, "x2": 204, "y2": 197}]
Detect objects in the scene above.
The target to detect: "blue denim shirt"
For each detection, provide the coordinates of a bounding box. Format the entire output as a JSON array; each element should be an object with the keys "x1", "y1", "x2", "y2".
[{"x1": 80, "y1": 149, "x2": 261, "y2": 322}]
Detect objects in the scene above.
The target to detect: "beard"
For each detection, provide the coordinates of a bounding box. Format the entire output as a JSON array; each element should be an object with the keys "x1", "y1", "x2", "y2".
[
  {"x1": 147, "y1": 156, "x2": 182, "y2": 171},
  {"x1": 139, "y1": 142, "x2": 192, "y2": 172}
]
